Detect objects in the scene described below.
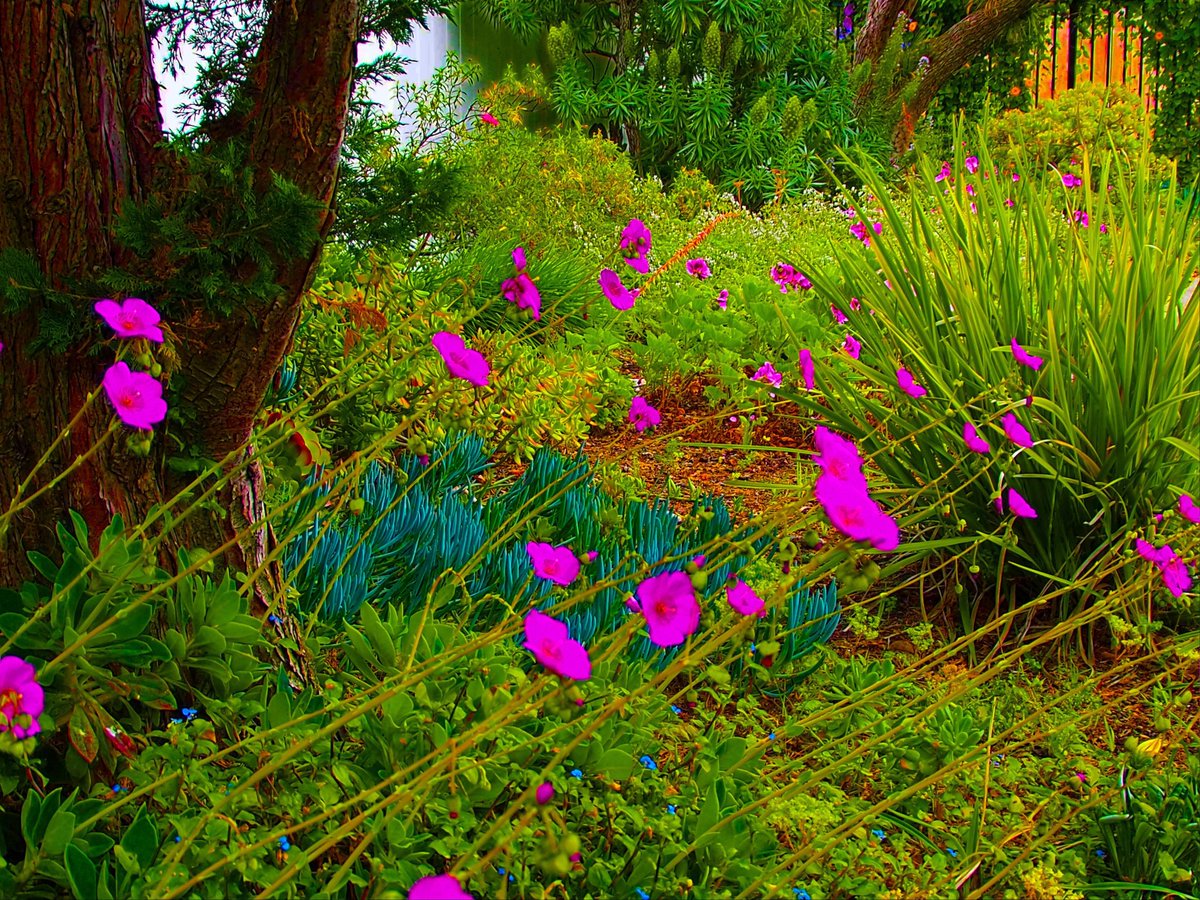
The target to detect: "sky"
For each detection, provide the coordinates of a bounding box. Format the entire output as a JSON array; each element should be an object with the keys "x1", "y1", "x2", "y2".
[{"x1": 154, "y1": 15, "x2": 456, "y2": 133}]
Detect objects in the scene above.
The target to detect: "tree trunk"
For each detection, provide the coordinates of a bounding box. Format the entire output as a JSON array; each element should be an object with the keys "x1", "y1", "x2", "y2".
[
  {"x1": 0, "y1": 0, "x2": 360, "y2": 681},
  {"x1": 851, "y1": 0, "x2": 1040, "y2": 152}
]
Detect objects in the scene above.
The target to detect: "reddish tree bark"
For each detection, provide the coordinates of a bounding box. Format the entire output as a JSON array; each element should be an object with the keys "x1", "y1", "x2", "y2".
[
  {"x1": 0, "y1": 0, "x2": 360, "y2": 679},
  {"x1": 852, "y1": 0, "x2": 1040, "y2": 151}
]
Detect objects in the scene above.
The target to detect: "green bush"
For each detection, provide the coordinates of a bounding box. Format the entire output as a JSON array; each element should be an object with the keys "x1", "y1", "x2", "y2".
[{"x1": 791, "y1": 138, "x2": 1200, "y2": 628}]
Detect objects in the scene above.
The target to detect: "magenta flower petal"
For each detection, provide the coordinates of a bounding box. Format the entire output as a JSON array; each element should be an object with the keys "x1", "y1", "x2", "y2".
[
  {"x1": 0, "y1": 656, "x2": 43, "y2": 740},
  {"x1": 410, "y1": 875, "x2": 473, "y2": 900},
  {"x1": 753, "y1": 361, "x2": 782, "y2": 388},
  {"x1": 536, "y1": 782, "x2": 555, "y2": 804},
  {"x1": 1010, "y1": 337, "x2": 1044, "y2": 370},
  {"x1": 599, "y1": 268, "x2": 636, "y2": 310},
  {"x1": 636, "y1": 572, "x2": 700, "y2": 647},
  {"x1": 965, "y1": 155, "x2": 979, "y2": 174},
  {"x1": 523, "y1": 610, "x2": 592, "y2": 681},
  {"x1": 685, "y1": 258, "x2": 711, "y2": 279},
  {"x1": 812, "y1": 426, "x2": 867, "y2": 488},
  {"x1": 512, "y1": 246, "x2": 527, "y2": 271},
  {"x1": 843, "y1": 333, "x2": 861, "y2": 359},
  {"x1": 1008, "y1": 488, "x2": 1038, "y2": 519},
  {"x1": 94, "y1": 298, "x2": 164, "y2": 343},
  {"x1": 432, "y1": 332, "x2": 490, "y2": 386},
  {"x1": 501, "y1": 272, "x2": 541, "y2": 319},
  {"x1": 962, "y1": 421, "x2": 991, "y2": 454},
  {"x1": 896, "y1": 367, "x2": 927, "y2": 398},
  {"x1": 1002, "y1": 412, "x2": 1033, "y2": 448},
  {"x1": 726, "y1": 579, "x2": 765, "y2": 617},
  {"x1": 620, "y1": 219, "x2": 652, "y2": 274},
  {"x1": 479, "y1": 112, "x2": 499, "y2": 127},
  {"x1": 1180, "y1": 494, "x2": 1200, "y2": 524},
  {"x1": 102, "y1": 362, "x2": 168, "y2": 429},
  {"x1": 799, "y1": 348, "x2": 815, "y2": 391},
  {"x1": 1162, "y1": 556, "x2": 1193, "y2": 598},
  {"x1": 629, "y1": 396, "x2": 661, "y2": 432},
  {"x1": 831, "y1": 305, "x2": 848, "y2": 325},
  {"x1": 526, "y1": 542, "x2": 580, "y2": 586}
]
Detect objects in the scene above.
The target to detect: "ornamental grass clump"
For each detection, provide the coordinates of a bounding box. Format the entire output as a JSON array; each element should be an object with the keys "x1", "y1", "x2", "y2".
[{"x1": 790, "y1": 135, "x2": 1200, "y2": 631}]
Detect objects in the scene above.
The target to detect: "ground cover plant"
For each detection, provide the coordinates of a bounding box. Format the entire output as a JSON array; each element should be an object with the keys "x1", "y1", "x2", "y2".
[{"x1": 2, "y1": 5, "x2": 1200, "y2": 898}]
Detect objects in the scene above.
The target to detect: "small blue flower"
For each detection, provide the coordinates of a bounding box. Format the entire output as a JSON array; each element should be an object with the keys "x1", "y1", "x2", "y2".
[
  {"x1": 768, "y1": 732, "x2": 776, "y2": 741},
  {"x1": 111, "y1": 784, "x2": 122, "y2": 793},
  {"x1": 170, "y1": 717, "x2": 182, "y2": 725},
  {"x1": 670, "y1": 704, "x2": 682, "y2": 715},
  {"x1": 278, "y1": 836, "x2": 291, "y2": 852},
  {"x1": 174, "y1": 835, "x2": 182, "y2": 843},
  {"x1": 667, "y1": 805, "x2": 677, "y2": 815},
  {"x1": 1096, "y1": 848, "x2": 1107, "y2": 860},
  {"x1": 268, "y1": 614, "x2": 282, "y2": 625},
  {"x1": 181, "y1": 707, "x2": 198, "y2": 720},
  {"x1": 569, "y1": 768, "x2": 583, "y2": 779},
  {"x1": 872, "y1": 828, "x2": 886, "y2": 841},
  {"x1": 750, "y1": 643, "x2": 757, "y2": 653},
  {"x1": 639, "y1": 755, "x2": 658, "y2": 771},
  {"x1": 635, "y1": 889, "x2": 650, "y2": 900},
  {"x1": 947, "y1": 848, "x2": 958, "y2": 858},
  {"x1": 794, "y1": 890, "x2": 812, "y2": 900}
]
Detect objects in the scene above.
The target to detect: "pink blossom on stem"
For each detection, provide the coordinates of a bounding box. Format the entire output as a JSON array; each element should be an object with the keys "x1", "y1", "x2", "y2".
[
  {"x1": 523, "y1": 610, "x2": 592, "y2": 681},
  {"x1": 717, "y1": 289, "x2": 728, "y2": 310},
  {"x1": 479, "y1": 112, "x2": 499, "y2": 127},
  {"x1": 962, "y1": 421, "x2": 991, "y2": 454},
  {"x1": 965, "y1": 155, "x2": 979, "y2": 174},
  {"x1": 629, "y1": 396, "x2": 661, "y2": 432},
  {"x1": 501, "y1": 272, "x2": 541, "y2": 319},
  {"x1": 535, "y1": 782, "x2": 555, "y2": 804},
  {"x1": 94, "y1": 298, "x2": 164, "y2": 343},
  {"x1": 843, "y1": 334, "x2": 861, "y2": 359},
  {"x1": 753, "y1": 361, "x2": 783, "y2": 388},
  {"x1": 102, "y1": 362, "x2": 168, "y2": 429},
  {"x1": 1180, "y1": 493, "x2": 1200, "y2": 524},
  {"x1": 896, "y1": 367, "x2": 927, "y2": 398},
  {"x1": 1062, "y1": 172, "x2": 1083, "y2": 188},
  {"x1": 620, "y1": 219, "x2": 652, "y2": 274},
  {"x1": 599, "y1": 268, "x2": 637, "y2": 310},
  {"x1": 0, "y1": 656, "x2": 43, "y2": 739},
  {"x1": 726, "y1": 579, "x2": 765, "y2": 617},
  {"x1": 1007, "y1": 488, "x2": 1038, "y2": 519},
  {"x1": 1010, "y1": 337, "x2": 1044, "y2": 370},
  {"x1": 831, "y1": 305, "x2": 848, "y2": 325},
  {"x1": 685, "y1": 258, "x2": 711, "y2": 279},
  {"x1": 410, "y1": 875, "x2": 473, "y2": 900},
  {"x1": 636, "y1": 571, "x2": 701, "y2": 647},
  {"x1": 512, "y1": 246, "x2": 527, "y2": 271},
  {"x1": 526, "y1": 542, "x2": 581, "y2": 585},
  {"x1": 1002, "y1": 412, "x2": 1033, "y2": 448},
  {"x1": 799, "y1": 348, "x2": 815, "y2": 391},
  {"x1": 432, "y1": 332, "x2": 490, "y2": 386}
]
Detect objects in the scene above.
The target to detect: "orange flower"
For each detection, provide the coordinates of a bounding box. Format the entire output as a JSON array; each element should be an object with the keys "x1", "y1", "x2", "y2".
[
  {"x1": 907, "y1": 20, "x2": 917, "y2": 31},
  {"x1": 1155, "y1": 31, "x2": 1164, "y2": 40},
  {"x1": 1010, "y1": 85, "x2": 1022, "y2": 96}
]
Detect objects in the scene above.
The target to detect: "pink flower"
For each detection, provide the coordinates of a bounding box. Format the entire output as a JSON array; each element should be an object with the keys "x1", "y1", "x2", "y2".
[
  {"x1": 1137, "y1": 538, "x2": 1172, "y2": 565},
  {"x1": 850, "y1": 220, "x2": 880, "y2": 245},
  {"x1": 799, "y1": 348, "x2": 814, "y2": 391},
  {"x1": 480, "y1": 112, "x2": 499, "y2": 127},
  {"x1": 769, "y1": 263, "x2": 811, "y2": 293},
  {"x1": 962, "y1": 421, "x2": 991, "y2": 454},
  {"x1": 102, "y1": 362, "x2": 168, "y2": 430},
  {"x1": 849, "y1": 296, "x2": 862, "y2": 312},
  {"x1": 94, "y1": 298, "x2": 164, "y2": 343},
  {"x1": 727, "y1": 579, "x2": 765, "y2": 617},
  {"x1": 1162, "y1": 555, "x2": 1193, "y2": 598},
  {"x1": 965, "y1": 183, "x2": 976, "y2": 197},
  {"x1": 1002, "y1": 412, "x2": 1033, "y2": 448},
  {"x1": 1073, "y1": 209, "x2": 1089, "y2": 227},
  {"x1": 814, "y1": 475, "x2": 899, "y2": 550},
  {"x1": 935, "y1": 161, "x2": 952, "y2": 182},
  {"x1": 501, "y1": 272, "x2": 541, "y2": 319},
  {"x1": 432, "y1": 332, "x2": 490, "y2": 386},
  {"x1": 636, "y1": 571, "x2": 701, "y2": 647},
  {"x1": 965, "y1": 155, "x2": 979, "y2": 174},
  {"x1": 813, "y1": 426, "x2": 866, "y2": 488},
  {"x1": 1180, "y1": 494, "x2": 1200, "y2": 524},
  {"x1": 599, "y1": 268, "x2": 637, "y2": 310},
  {"x1": 620, "y1": 219, "x2": 652, "y2": 274},
  {"x1": 1010, "y1": 337, "x2": 1044, "y2": 370},
  {"x1": 686, "y1": 258, "x2": 711, "y2": 279},
  {"x1": 629, "y1": 396, "x2": 661, "y2": 432},
  {"x1": 1008, "y1": 488, "x2": 1038, "y2": 519},
  {"x1": 1012, "y1": 172, "x2": 1021, "y2": 182},
  {"x1": 0, "y1": 657, "x2": 43, "y2": 740},
  {"x1": 843, "y1": 334, "x2": 861, "y2": 359},
  {"x1": 1005, "y1": 198, "x2": 1015, "y2": 208},
  {"x1": 717, "y1": 289, "x2": 728, "y2": 310},
  {"x1": 896, "y1": 367, "x2": 927, "y2": 398},
  {"x1": 523, "y1": 610, "x2": 592, "y2": 681},
  {"x1": 513, "y1": 246, "x2": 527, "y2": 271},
  {"x1": 1062, "y1": 172, "x2": 1083, "y2": 188},
  {"x1": 410, "y1": 875, "x2": 473, "y2": 900},
  {"x1": 526, "y1": 542, "x2": 580, "y2": 585},
  {"x1": 1099, "y1": 223, "x2": 1108, "y2": 234},
  {"x1": 831, "y1": 305, "x2": 848, "y2": 325},
  {"x1": 753, "y1": 361, "x2": 782, "y2": 388},
  {"x1": 535, "y1": 782, "x2": 555, "y2": 804}
]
